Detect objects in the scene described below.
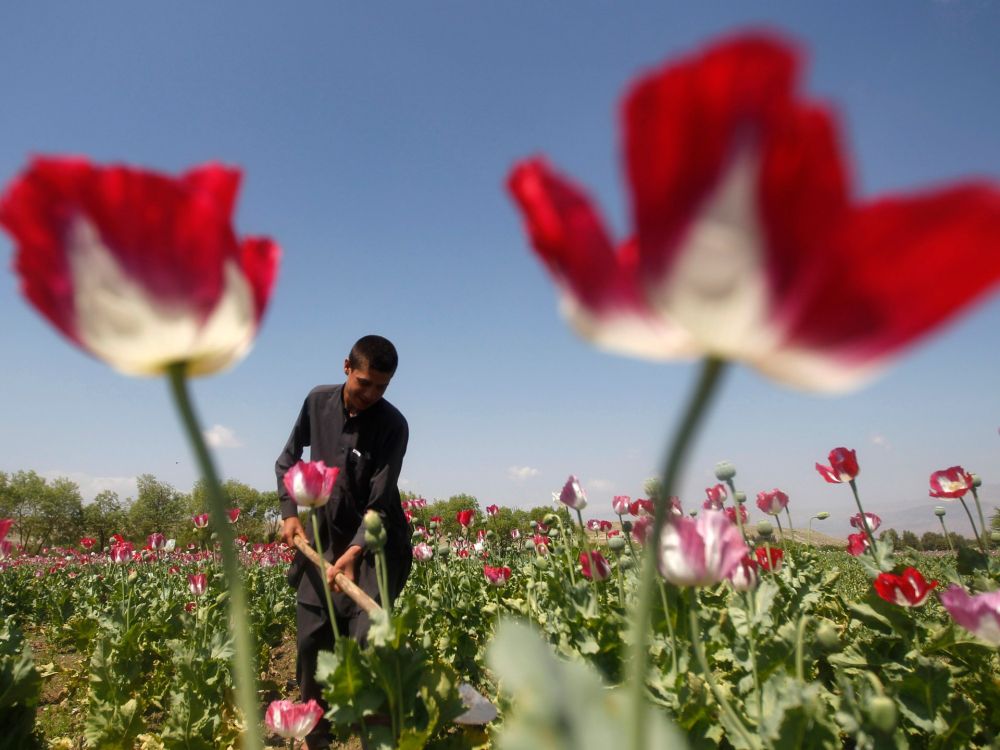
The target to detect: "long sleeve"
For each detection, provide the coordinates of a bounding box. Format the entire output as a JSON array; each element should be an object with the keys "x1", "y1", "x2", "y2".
[
  {"x1": 275, "y1": 396, "x2": 311, "y2": 520},
  {"x1": 348, "y1": 417, "x2": 408, "y2": 550}
]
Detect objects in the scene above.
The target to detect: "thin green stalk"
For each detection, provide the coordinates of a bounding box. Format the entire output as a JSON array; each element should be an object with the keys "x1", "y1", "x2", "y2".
[
  {"x1": 774, "y1": 515, "x2": 785, "y2": 542},
  {"x1": 167, "y1": 364, "x2": 261, "y2": 750},
  {"x1": 784, "y1": 508, "x2": 795, "y2": 536},
  {"x1": 970, "y1": 487, "x2": 990, "y2": 550},
  {"x1": 690, "y1": 591, "x2": 758, "y2": 749},
  {"x1": 744, "y1": 590, "x2": 763, "y2": 728},
  {"x1": 576, "y1": 508, "x2": 600, "y2": 609},
  {"x1": 616, "y1": 556, "x2": 626, "y2": 609},
  {"x1": 375, "y1": 549, "x2": 392, "y2": 612},
  {"x1": 957, "y1": 496, "x2": 986, "y2": 555},
  {"x1": 617, "y1": 512, "x2": 640, "y2": 563},
  {"x1": 310, "y1": 511, "x2": 342, "y2": 640},
  {"x1": 626, "y1": 357, "x2": 727, "y2": 750},
  {"x1": 795, "y1": 615, "x2": 809, "y2": 683},
  {"x1": 658, "y1": 582, "x2": 678, "y2": 676},
  {"x1": 938, "y1": 517, "x2": 956, "y2": 555},
  {"x1": 848, "y1": 480, "x2": 879, "y2": 564}
]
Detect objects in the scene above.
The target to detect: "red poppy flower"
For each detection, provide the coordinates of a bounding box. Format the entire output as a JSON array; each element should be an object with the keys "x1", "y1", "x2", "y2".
[
  {"x1": 579, "y1": 550, "x2": 612, "y2": 581},
  {"x1": 483, "y1": 565, "x2": 512, "y2": 586},
  {"x1": 507, "y1": 34, "x2": 1000, "y2": 392},
  {"x1": 456, "y1": 509, "x2": 475, "y2": 528},
  {"x1": 754, "y1": 546, "x2": 784, "y2": 571},
  {"x1": 873, "y1": 567, "x2": 938, "y2": 607},
  {"x1": 816, "y1": 447, "x2": 860, "y2": 483},
  {"x1": 928, "y1": 466, "x2": 974, "y2": 499},
  {"x1": 0, "y1": 159, "x2": 280, "y2": 377},
  {"x1": 846, "y1": 532, "x2": 870, "y2": 557}
]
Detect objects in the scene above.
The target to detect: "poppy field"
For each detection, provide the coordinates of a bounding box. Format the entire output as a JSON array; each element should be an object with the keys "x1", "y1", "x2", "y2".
[{"x1": 2, "y1": 458, "x2": 1000, "y2": 749}]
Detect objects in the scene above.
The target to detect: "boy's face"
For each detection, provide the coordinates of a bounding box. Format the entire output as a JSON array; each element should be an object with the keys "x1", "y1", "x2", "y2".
[{"x1": 343, "y1": 358, "x2": 392, "y2": 414}]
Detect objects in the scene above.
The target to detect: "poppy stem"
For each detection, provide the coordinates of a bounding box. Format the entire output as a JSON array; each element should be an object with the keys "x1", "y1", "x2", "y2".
[
  {"x1": 958, "y1": 496, "x2": 986, "y2": 555},
  {"x1": 626, "y1": 356, "x2": 727, "y2": 750},
  {"x1": 969, "y1": 487, "x2": 990, "y2": 552},
  {"x1": 166, "y1": 363, "x2": 261, "y2": 750},
  {"x1": 938, "y1": 517, "x2": 956, "y2": 555},
  {"x1": 847, "y1": 480, "x2": 879, "y2": 566},
  {"x1": 310, "y1": 510, "x2": 342, "y2": 641}
]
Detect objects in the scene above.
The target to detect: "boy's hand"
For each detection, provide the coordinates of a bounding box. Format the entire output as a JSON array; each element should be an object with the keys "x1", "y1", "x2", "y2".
[
  {"x1": 328, "y1": 545, "x2": 363, "y2": 591},
  {"x1": 281, "y1": 516, "x2": 305, "y2": 547}
]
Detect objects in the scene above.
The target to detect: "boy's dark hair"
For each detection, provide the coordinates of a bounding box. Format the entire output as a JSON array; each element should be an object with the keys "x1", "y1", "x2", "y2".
[{"x1": 349, "y1": 335, "x2": 398, "y2": 374}]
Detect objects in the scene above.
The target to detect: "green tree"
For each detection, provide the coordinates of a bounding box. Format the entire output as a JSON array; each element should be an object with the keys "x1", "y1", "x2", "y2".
[
  {"x1": 82, "y1": 490, "x2": 127, "y2": 550},
  {"x1": 41, "y1": 478, "x2": 85, "y2": 548},
  {"x1": 186, "y1": 478, "x2": 280, "y2": 543},
  {"x1": 127, "y1": 474, "x2": 185, "y2": 541},
  {"x1": 900, "y1": 530, "x2": 921, "y2": 550}
]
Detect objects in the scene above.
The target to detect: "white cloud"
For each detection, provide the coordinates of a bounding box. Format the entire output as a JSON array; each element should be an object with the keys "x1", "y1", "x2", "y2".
[
  {"x1": 507, "y1": 465, "x2": 540, "y2": 481},
  {"x1": 41, "y1": 471, "x2": 138, "y2": 503},
  {"x1": 203, "y1": 424, "x2": 243, "y2": 448},
  {"x1": 870, "y1": 433, "x2": 891, "y2": 450}
]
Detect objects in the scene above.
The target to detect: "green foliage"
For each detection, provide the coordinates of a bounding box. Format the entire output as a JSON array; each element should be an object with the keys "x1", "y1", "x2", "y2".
[{"x1": 0, "y1": 616, "x2": 43, "y2": 750}]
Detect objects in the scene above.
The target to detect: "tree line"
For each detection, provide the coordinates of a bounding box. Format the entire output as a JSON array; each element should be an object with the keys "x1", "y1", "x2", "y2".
[{"x1": 0, "y1": 471, "x2": 568, "y2": 554}]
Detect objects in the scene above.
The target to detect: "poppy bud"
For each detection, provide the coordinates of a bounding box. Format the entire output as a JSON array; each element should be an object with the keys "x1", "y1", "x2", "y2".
[
  {"x1": 543, "y1": 513, "x2": 558, "y2": 526},
  {"x1": 620, "y1": 557, "x2": 635, "y2": 571},
  {"x1": 608, "y1": 536, "x2": 626, "y2": 552},
  {"x1": 363, "y1": 510, "x2": 383, "y2": 533},
  {"x1": 934, "y1": 506, "x2": 946, "y2": 517},
  {"x1": 533, "y1": 555, "x2": 549, "y2": 570},
  {"x1": 734, "y1": 491, "x2": 746, "y2": 504},
  {"x1": 436, "y1": 544, "x2": 451, "y2": 558},
  {"x1": 816, "y1": 511, "x2": 830, "y2": 520},
  {"x1": 815, "y1": 621, "x2": 840, "y2": 651},
  {"x1": 866, "y1": 696, "x2": 897, "y2": 733},
  {"x1": 971, "y1": 473, "x2": 982, "y2": 488},
  {"x1": 714, "y1": 461, "x2": 736, "y2": 481},
  {"x1": 756, "y1": 521, "x2": 774, "y2": 539}
]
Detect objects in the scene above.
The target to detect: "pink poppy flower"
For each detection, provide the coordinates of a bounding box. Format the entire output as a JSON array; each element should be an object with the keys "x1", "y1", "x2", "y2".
[
  {"x1": 612, "y1": 495, "x2": 632, "y2": 515},
  {"x1": 816, "y1": 447, "x2": 860, "y2": 483},
  {"x1": 456, "y1": 509, "x2": 475, "y2": 528},
  {"x1": 506, "y1": 33, "x2": 1000, "y2": 393},
  {"x1": 110, "y1": 542, "x2": 133, "y2": 563},
  {"x1": 849, "y1": 512, "x2": 881, "y2": 533},
  {"x1": 586, "y1": 519, "x2": 601, "y2": 532},
  {"x1": 756, "y1": 489, "x2": 789, "y2": 515},
  {"x1": 631, "y1": 516, "x2": 654, "y2": 544},
  {"x1": 188, "y1": 573, "x2": 208, "y2": 597},
  {"x1": 755, "y1": 546, "x2": 784, "y2": 572},
  {"x1": 531, "y1": 534, "x2": 549, "y2": 555},
  {"x1": 728, "y1": 555, "x2": 759, "y2": 592},
  {"x1": 486, "y1": 504, "x2": 500, "y2": 517},
  {"x1": 929, "y1": 466, "x2": 974, "y2": 499},
  {"x1": 939, "y1": 585, "x2": 1000, "y2": 645},
  {"x1": 579, "y1": 551, "x2": 612, "y2": 581},
  {"x1": 657, "y1": 511, "x2": 747, "y2": 586},
  {"x1": 0, "y1": 519, "x2": 13, "y2": 542},
  {"x1": 413, "y1": 542, "x2": 433, "y2": 562},
  {"x1": 264, "y1": 699, "x2": 324, "y2": 740},
  {"x1": 147, "y1": 533, "x2": 166, "y2": 551},
  {"x1": 510, "y1": 528, "x2": 521, "y2": 540},
  {"x1": 404, "y1": 510, "x2": 415, "y2": 524},
  {"x1": 599, "y1": 520, "x2": 613, "y2": 532},
  {"x1": 283, "y1": 460, "x2": 339, "y2": 508},
  {"x1": 0, "y1": 159, "x2": 280, "y2": 377},
  {"x1": 227, "y1": 508, "x2": 241, "y2": 523},
  {"x1": 79, "y1": 537, "x2": 96, "y2": 550},
  {"x1": 846, "y1": 533, "x2": 869, "y2": 557},
  {"x1": 559, "y1": 475, "x2": 588, "y2": 510},
  {"x1": 873, "y1": 568, "x2": 937, "y2": 608},
  {"x1": 483, "y1": 565, "x2": 512, "y2": 586},
  {"x1": 192, "y1": 513, "x2": 210, "y2": 529},
  {"x1": 704, "y1": 484, "x2": 727, "y2": 510}
]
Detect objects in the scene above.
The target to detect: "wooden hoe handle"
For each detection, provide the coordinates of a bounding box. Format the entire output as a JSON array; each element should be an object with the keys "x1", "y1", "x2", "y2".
[{"x1": 291, "y1": 535, "x2": 382, "y2": 615}]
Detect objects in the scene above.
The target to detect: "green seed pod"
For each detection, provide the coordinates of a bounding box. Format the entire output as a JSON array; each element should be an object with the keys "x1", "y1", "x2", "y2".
[
  {"x1": 363, "y1": 510, "x2": 383, "y2": 533},
  {"x1": 991, "y1": 530, "x2": 1000, "y2": 544},
  {"x1": 934, "y1": 506, "x2": 946, "y2": 518},
  {"x1": 714, "y1": 461, "x2": 736, "y2": 481},
  {"x1": 815, "y1": 622, "x2": 840, "y2": 651},
  {"x1": 543, "y1": 513, "x2": 558, "y2": 526},
  {"x1": 548, "y1": 528, "x2": 560, "y2": 538},
  {"x1": 486, "y1": 529, "x2": 495, "y2": 539},
  {"x1": 734, "y1": 491, "x2": 746, "y2": 504},
  {"x1": 533, "y1": 555, "x2": 550, "y2": 570},
  {"x1": 428, "y1": 520, "x2": 439, "y2": 530},
  {"x1": 608, "y1": 536, "x2": 626, "y2": 552},
  {"x1": 756, "y1": 521, "x2": 774, "y2": 539},
  {"x1": 816, "y1": 511, "x2": 830, "y2": 520},
  {"x1": 971, "y1": 473, "x2": 982, "y2": 488},
  {"x1": 867, "y1": 696, "x2": 897, "y2": 733},
  {"x1": 364, "y1": 528, "x2": 386, "y2": 550},
  {"x1": 436, "y1": 543, "x2": 451, "y2": 558},
  {"x1": 619, "y1": 557, "x2": 634, "y2": 571}
]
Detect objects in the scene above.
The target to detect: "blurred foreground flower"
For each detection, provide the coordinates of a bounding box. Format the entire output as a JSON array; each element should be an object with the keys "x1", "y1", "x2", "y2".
[
  {"x1": 283, "y1": 460, "x2": 339, "y2": 508},
  {"x1": 264, "y1": 699, "x2": 324, "y2": 741},
  {"x1": 0, "y1": 158, "x2": 280, "y2": 376},
  {"x1": 507, "y1": 34, "x2": 1000, "y2": 392},
  {"x1": 873, "y1": 568, "x2": 937, "y2": 607},
  {"x1": 657, "y1": 510, "x2": 746, "y2": 586},
  {"x1": 579, "y1": 550, "x2": 612, "y2": 581},
  {"x1": 939, "y1": 585, "x2": 1000, "y2": 645},
  {"x1": 559, "y1": 475, "x2": 588, "y2": 510}
]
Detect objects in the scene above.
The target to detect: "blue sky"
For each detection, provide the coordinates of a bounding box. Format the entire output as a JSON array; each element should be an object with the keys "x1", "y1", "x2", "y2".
[{"x1": 2, "y1": 1, "x2": 999, "y2": 537}]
